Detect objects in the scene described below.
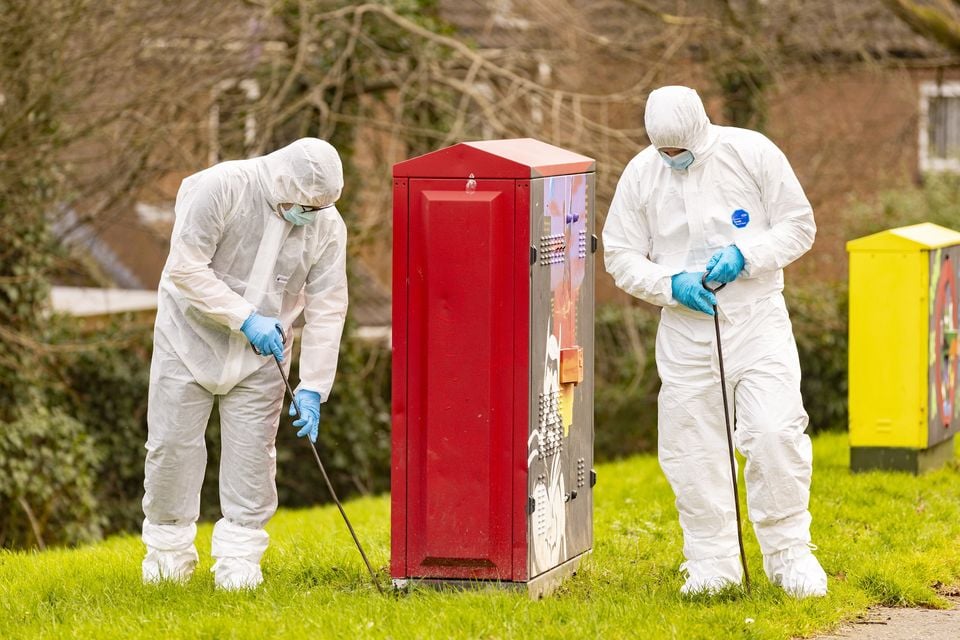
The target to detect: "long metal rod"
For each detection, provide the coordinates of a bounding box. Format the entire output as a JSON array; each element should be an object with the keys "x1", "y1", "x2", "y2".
[
  {"x1": 273, "y1": 356, "x2": 384, "y2": 594},
  {"x1": 711, "y1": 306, "x2": 751, "y2": 593}
]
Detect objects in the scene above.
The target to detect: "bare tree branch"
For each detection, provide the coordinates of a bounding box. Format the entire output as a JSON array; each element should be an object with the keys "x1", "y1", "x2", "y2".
[
  {"x1": 882, "y1": 0, "x2": 960, "y2": 53},
  {"x1": 17, "y1": 497, "x2": 46, "y2": 551},
  {"x1": 624, "y1": 0, "x2": 722, "y2": 27}
]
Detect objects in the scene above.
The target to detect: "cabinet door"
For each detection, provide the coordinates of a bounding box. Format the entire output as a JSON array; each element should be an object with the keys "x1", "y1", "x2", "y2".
[
  {"x1": 405, "y1": 178, "x2": 515, "y2": 579},
  {"x1": 528, "y1": 173, "x2": 595, "y2": 579},
  {"x1": 929, "y1": 246, "x2": 960, "y2": 446}
]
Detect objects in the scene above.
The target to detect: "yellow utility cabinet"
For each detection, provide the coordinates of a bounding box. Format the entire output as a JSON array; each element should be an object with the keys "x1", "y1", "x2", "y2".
[{"x1": 847, "y1": 223, "x2": 960, "y2": 473}]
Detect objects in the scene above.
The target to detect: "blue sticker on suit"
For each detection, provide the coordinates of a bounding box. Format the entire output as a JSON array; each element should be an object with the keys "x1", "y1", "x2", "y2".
[{"x1": 731, "y1": 209, "x2": 750, "y2": 228}]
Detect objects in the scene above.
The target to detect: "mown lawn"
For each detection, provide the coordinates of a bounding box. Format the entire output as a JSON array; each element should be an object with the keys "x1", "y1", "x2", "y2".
[{"x1": 2, "y1": 432, "x2": 959, "y2": 640}]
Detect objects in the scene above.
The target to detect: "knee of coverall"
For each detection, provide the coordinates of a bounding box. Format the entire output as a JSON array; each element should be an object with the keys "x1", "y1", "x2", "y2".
[
  {"x1": 657, "y1": 380, "x2": 731, "y2": 472},
  {"x1": 656, "y1": 316, "x2": 732, "y2": 477},
  {"x1": 142, "y1": 437, "x2": 207, "y2": 527},
  {"x1": 658, "y1": 384, "x2": 741, "y2": 560},
  {"x1": 216, "y1": 362, "x2": 284, "y2": 529},
  {"x1": 218, "y1": 455, "x2": 279, "y2": 531},
  {"x1": 144, "y1": 411, "x2": 208, "y2": 473},
  {"x1": 729, "y1": 301, "x2": 812, "y2": 524},
  {"x1": 734, "y1": 402, "x2": 812, "y2": 524},
  {"x1": 142, "y1": 464, "x2": 206, "y2": 527}
]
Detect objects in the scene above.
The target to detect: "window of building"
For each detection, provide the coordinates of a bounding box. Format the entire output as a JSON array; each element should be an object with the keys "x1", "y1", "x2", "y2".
[
  {"x1": 920, "y1": 81, "x2": 960, "y2": 173},
  {"x1": 209, "y1": 79, "x2": 260, "y2": 164}
]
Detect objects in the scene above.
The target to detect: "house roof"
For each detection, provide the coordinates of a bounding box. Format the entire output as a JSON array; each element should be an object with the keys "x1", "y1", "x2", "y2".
[
  {"x1": 52, "y1": 207, "x2": 169, "y2": 290},
  {"x1": 768, "y1": 0, "x2": 948, "y2": 60},
  {"x1": 51, "y1": 286, "x2": 158, "y2": 317},
  {"x1": 50, "y1": 259, "x2": 392, "y2": 329},
  {"x1": 438, "y1": 0, "x2": 951, "y2": 61},
  {"x1": 54, "y1": 205, "x2": 392, "y2": 329}
]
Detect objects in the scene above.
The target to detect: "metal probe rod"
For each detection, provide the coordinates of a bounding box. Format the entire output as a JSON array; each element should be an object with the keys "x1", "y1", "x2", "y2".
[
  {"x1": 702, "y1": 275, "x2": 751, "y2": 593},
  {"x1": 703, "y1": 274, "x2": 750, "y2": 593},
  {"x1": 274, "y1": 356, "x2": 384, "y2": 594},
  {"x1": 711, "y1": 306, "x2": 751, "y2": 593}
]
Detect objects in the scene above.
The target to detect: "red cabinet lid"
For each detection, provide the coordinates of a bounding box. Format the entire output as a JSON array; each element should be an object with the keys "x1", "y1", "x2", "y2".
[{"x1": 393, "y1": 138, "x2": 595, "y2": 178}]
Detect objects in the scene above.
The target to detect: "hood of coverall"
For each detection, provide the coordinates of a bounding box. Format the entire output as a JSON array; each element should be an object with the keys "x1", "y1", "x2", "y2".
[
  {"x1": 257, "y1": 138, "x2": 344, "y2": 209},
  {"x1": 644, "y1": 86, "x2": 718, "y2": 164}
]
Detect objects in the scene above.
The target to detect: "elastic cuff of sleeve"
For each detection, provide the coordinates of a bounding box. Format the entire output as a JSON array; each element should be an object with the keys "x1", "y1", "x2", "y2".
[
  {"x1": 657, "y1": 272, "x2": 681, "y2": 306},
  {"x1": 231, "y1": 305, "x2": 259, "y2": 331},
  {"x1": 293, "y1": 386, "x2": 325, "y2": 402},
  {"x1": 735, "y1": 241, "x2": 763, "y2": 278},
  {"x1": 655, "y1": 265, "x2": 683, "y2": 283}
]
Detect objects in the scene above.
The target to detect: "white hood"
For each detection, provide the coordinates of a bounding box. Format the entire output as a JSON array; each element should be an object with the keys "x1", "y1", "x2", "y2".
[
  {"x1": 644, "y1": 86, "x2": 718, "y2": 163},
  {"x1": 257, "y1": 138, "x2": 344, "y2": 208}
]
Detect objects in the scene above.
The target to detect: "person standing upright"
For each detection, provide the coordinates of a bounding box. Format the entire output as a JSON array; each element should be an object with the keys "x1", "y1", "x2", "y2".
[{"x1": 603, "y1": 85, "x2": 826, "y2": 597}]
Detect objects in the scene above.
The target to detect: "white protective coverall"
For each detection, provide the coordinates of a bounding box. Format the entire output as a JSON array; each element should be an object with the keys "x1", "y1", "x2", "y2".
[
  {"x1": 142, "y1": 138, "x2": 348, "y2": 589},
  {"x1": 603, "y1": 86, "x2": 825, "y2": 596}
]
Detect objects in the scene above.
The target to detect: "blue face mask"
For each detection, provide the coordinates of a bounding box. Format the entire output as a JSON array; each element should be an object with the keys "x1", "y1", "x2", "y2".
[
  {"x1": 278, "y1": 203, "x2": 320, "y2": 226},
  {"x1": 660, "y1": 149, "x2": 695, "y2": 171}
]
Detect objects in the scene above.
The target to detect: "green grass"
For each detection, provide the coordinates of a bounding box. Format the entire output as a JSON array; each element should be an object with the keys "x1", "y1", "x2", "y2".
[{"x1": 2, "y1": 432, "x2": 960, "y2": 639}]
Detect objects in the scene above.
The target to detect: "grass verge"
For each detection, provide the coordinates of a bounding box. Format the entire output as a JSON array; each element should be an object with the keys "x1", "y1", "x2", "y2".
[{"x1": 2, "y1": 432, "x2": 959, "y2": 639}]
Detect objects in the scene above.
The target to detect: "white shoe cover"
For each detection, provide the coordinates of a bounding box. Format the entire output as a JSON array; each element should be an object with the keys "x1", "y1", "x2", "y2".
[
  {"x1": 679, "y1": 555, "x2": 743, "y2": 595},
  {"x1": 764, "y1": 545, "x2": 827, "y2": 598},
  {"x1": 142, "y1": 520, "x2": 199, "y2": 584},
  {"x1": 212, "y1": 557, "x2": 263, "y2": 590},
  {"x1": 142, "y1": 547, "x2": 199, "y2": 584},
  {"x1": 210, "y1": 519, "x2": 269, "y2": 590}
]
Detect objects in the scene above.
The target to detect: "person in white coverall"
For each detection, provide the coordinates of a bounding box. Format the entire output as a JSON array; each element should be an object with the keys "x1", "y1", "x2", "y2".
[
  {"x1": 142, "y1": 138, "x2": 348, "y2": 590},
  {"x1": 603, "y1": 86, "x2": 827, "y2": 597}
]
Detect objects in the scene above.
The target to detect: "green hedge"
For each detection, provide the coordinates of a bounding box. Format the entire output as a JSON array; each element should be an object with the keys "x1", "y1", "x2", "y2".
[
  {"x1": 787, "y1": 283, "x2": 848, "y2": 433},
  {"x1": 0, "y1": 283, "x2": 847, "y2": 549},
  {"x1": 0, "y1": 313, "x2": 392, "y2": 549},
  {"x1": 0, "y1": 405, "x2": 101, "y2": 549},
  {"x1": 50, "y1": 322, "x2": 154, "y2": 535},
  {"x1": 594, "y1": 304, "x2": 660, "y2": 459}
]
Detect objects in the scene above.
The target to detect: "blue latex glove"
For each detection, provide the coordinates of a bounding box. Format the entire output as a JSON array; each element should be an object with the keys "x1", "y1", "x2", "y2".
[
  {"x1": 290, "y1": 390, "x2": 322, "y2": 443},
  {"x1": 240, "y1": 312, "x2": 284, "y2": 361},
  {"x1": 704, "y1": 245, "x2": 745, "y2": 284},
  {"x1": 671, "y1": 271, "x2": 717, "y2": 316}
]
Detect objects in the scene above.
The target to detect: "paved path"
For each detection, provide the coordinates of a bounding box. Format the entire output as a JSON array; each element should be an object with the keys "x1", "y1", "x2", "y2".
[{"x1": 814, "y1": 597, "x2": 960, "y2": 640}]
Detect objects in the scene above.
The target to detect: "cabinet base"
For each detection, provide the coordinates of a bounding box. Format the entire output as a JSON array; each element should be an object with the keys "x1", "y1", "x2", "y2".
[
  {"x1": 851, "y1": 435, "x2": 954, "y2": 474},
  {"x1": 392, "y1": 550, "x2": 591, "y2": 600}
]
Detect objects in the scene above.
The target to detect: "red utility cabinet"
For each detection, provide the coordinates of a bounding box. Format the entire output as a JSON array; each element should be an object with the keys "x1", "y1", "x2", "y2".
[{"x1": 391, "y1": 139, "x2": 596, "y2": 597}]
